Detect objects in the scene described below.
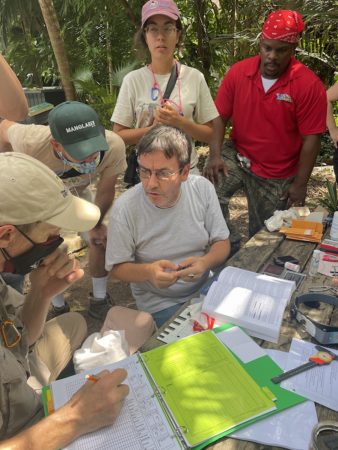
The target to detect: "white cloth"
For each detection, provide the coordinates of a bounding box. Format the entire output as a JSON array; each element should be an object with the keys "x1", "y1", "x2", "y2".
[
  {"x1": 264, "y1": 208, "x2": 299, "y2": 231},
  {"x1": 111, "y1": 64, "x2": 219, "y2": 168},
  {"x1": 106, "y1": 175, "x2": 230, "y2": 313},
  {"x1": 73, "y1": 330, "x2": 129, "y2": 373}
]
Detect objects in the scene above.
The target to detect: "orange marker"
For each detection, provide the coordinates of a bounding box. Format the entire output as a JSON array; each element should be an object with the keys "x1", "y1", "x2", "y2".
[{"x1": 85, "y1": 374, "x2": 99, "y2": 383}]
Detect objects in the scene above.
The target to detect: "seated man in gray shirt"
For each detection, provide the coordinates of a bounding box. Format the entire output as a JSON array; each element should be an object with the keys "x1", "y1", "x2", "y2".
[{"x1": 106, "y1": 125, "x2": 230, "y2": 327}]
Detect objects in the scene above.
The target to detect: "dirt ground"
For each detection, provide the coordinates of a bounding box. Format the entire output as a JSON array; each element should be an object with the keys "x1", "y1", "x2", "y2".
[{"x1": 53, "y1": 155, "x2": 335, "y2": 335}]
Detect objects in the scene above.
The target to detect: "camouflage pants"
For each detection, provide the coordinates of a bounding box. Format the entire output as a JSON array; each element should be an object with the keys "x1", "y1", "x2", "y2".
[{"x1": 214, "y1": 140, "x2": 294, "y2": 243}]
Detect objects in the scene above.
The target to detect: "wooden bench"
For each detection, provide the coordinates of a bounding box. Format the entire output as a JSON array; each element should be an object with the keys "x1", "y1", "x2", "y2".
[{"x1": 142, "y1": 228, "x2": 338, "y2": 449}]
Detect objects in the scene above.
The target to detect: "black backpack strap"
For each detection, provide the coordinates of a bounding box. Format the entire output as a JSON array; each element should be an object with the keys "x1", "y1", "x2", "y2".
[{"x1": 162, "y1": 63, "x2": 178, "y2": 100}]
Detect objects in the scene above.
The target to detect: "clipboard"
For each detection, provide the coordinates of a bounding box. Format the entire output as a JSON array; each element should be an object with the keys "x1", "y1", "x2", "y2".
[{"x1": 42, "y1": 325, "x2": 306, "y2": 450}]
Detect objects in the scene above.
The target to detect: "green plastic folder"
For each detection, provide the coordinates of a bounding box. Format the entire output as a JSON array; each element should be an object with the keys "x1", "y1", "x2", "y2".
[{"x1": 141, "y1": 326, "x2": 305, "y2": 449}]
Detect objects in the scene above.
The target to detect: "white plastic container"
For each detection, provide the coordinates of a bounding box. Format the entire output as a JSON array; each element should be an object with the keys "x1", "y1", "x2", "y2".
[
  {"x1": 309, "y1": 249, "x2": 321, "y2": 276},
  {"x1": 284, "y1": 261, "x2": 300, "y2": 272},
  {"x1": 330, "y1": 211, "x2": 338, "y2": 241}
]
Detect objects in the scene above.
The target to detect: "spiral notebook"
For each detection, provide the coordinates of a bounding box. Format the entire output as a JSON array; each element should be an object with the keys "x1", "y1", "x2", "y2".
[{"x1": 43, "y1": 327, "x2": 305, "y2": 450}]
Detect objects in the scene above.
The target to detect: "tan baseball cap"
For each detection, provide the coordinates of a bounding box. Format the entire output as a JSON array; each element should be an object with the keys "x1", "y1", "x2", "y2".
[{"x1": 0, "y1": 153, "x2": 100, "y2": 231}]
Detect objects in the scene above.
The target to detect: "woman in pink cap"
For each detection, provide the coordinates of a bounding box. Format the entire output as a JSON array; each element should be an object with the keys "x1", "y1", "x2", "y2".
[{"x1": 111, "y1": 0, "x2": 219, "y2": 176}]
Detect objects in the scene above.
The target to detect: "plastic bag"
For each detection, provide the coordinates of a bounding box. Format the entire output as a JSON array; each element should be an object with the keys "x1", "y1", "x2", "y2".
[
  {"x1": 264, "y1": 209, "x2": 298, "y2": 232},
  {"x1": 73, "y1": 329, "x2": 129, "y2": 373}
]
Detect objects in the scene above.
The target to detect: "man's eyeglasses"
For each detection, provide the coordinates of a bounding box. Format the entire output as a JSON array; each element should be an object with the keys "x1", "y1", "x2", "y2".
[
  {"x1": 137, "y1": 166, "x2": 182, "y2": 181},
  {"x1": 144, "y1": 24, "x2": 178, "y2": 37}
]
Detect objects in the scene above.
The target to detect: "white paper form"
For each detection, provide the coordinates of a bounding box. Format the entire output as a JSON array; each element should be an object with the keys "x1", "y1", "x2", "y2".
[
  {"x1": 217, "y1": 326, "x2": 267, "y2": 363},
  {"x1": 51, "y1": 354, "x2": 183, "y2": 450},
  {"x1": 281, "y1": 339, "x2": 338, "y2": 411},
  {"x1": 231, "y1": 349, "x2": 318, "y2": 450},
  {"x1": 202, "y1": 267, "x2": 295, "y2": 342}
]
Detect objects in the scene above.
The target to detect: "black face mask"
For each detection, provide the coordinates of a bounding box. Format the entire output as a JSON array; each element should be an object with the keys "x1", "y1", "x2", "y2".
[{"x1": 1, "y1": 227, "x2": 64, "y2": 275}]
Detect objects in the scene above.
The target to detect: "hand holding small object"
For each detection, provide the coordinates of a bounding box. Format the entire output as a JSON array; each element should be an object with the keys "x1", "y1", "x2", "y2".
[{"x1": 176, "y1": 257, "x2": 207, "y2": 282}]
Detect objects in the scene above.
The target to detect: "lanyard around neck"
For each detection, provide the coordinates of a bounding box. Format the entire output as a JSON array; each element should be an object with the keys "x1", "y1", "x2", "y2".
[{"x1": 149, "y1": 62, "x2": 183, "y2": 114}]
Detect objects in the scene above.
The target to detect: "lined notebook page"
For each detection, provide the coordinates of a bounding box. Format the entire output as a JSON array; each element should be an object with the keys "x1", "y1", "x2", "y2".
[{"x1": 51, "y1": 354, "x2": 182, "y2": 450}]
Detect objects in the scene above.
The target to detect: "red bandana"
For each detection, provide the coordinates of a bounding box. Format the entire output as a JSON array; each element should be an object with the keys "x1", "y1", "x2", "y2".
[{"x1": 261, "y1": 10, "x2": 304, "y2": 43}]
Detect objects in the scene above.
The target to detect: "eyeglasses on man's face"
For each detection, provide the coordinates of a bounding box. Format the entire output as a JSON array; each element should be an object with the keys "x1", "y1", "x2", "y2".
[
  {"x1": 137, "y1": 165, "x2": 183, "y2": 181},
  {"x1": 145, "y1": 24, "x2": 178, "y2": 37}
]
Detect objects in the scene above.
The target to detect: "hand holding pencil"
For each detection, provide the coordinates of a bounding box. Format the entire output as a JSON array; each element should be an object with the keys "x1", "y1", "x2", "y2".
[
  {"x1": 65, "y1": 368, "x2": 129, "y2": 436},
  {"x1": 85, "y1": 374, "x2": 99, "y2": 383}
]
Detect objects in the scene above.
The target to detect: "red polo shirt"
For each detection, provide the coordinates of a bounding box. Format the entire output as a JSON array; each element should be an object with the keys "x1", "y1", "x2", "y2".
[{"x1": 215, "y1": 55, "x2": 327, "y2": 178}]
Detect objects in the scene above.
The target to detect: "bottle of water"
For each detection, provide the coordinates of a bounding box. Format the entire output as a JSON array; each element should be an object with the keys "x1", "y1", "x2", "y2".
[{"x1": 309, "y1": 249, "x2": 320, "y2": 276}]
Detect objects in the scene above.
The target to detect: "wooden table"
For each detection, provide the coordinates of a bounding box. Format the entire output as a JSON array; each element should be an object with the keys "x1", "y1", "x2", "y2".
[{"x1": 142, "y1": 229, "x2": 338, "y2": 449}]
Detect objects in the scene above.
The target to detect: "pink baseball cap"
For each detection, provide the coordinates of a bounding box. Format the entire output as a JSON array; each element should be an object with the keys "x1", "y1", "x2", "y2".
[{"x1": 141, "y1": 0, "x2": 180, "y2": 27}]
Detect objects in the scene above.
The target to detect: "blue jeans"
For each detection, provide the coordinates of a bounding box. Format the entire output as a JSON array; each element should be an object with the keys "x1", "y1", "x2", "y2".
[{"x1": 152, "y1": 303, "x2": 184, "y2": 328}]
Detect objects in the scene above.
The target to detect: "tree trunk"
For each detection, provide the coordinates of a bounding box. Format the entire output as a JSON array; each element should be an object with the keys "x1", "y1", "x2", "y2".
[
  {"x1": 106, "y1": 21, "x2": 113, "y2": 95},
  {"x1": 194, "y1": 0, "x2": 212, "y2": 80},
  {"x1": 38, "y1": 0, "x2": 76, "y2": 100},
  {"x1": 233, "y1": 0, "x2": 237, "y2": 60}
]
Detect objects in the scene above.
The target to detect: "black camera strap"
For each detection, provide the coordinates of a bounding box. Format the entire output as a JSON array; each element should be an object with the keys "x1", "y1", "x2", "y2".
[{"x1": 162, "y1": 63, "x2": 178, "y2": 100}]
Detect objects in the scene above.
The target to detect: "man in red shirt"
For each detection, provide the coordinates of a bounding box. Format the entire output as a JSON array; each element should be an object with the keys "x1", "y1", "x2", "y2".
[{"x1": 204, "y1": 10, "x2": 327, "y2": 249}]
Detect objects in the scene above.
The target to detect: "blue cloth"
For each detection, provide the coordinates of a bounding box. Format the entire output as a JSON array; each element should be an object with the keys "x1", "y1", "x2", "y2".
[{"x1": 152, "y1": 303, "x2": 183, "y2": 328}]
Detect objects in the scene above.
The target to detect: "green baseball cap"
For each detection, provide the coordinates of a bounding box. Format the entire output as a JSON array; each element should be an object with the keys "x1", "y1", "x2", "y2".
[{"x1": 48, "y1": 101, "x2": 108, "y2": 160}]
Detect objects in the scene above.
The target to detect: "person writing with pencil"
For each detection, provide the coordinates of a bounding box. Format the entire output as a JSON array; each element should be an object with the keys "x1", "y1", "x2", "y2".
[{"x1": 0, "y1": 153, "x2": 130, "y2": 448}]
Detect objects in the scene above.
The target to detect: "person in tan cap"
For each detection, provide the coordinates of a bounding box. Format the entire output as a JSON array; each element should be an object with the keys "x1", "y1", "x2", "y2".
[
  {"x1": 0, "y1": 152, "x2": 154, "y2": 447},
  {"x1": 0, "y1": 101, "x2": 127, "y2": 320},
  {"x1": 204, "y1": 9, "x2": 327, "y2": 253}
]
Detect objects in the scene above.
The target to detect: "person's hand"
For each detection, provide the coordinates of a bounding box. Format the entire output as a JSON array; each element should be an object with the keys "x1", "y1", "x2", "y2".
[
  {"x1": 66, "y1": 369, "x2": 129, "y2": 437},
  {"x1": 329, "y1": 128, "x2": 338, "y2": 148},
  {"x1": 29, "y1": 248, "x2": 84, "y2": 300},
  {"x1": 148, "y1": 260, "x2": 179, "y2": 288},
  {"x1": 280, "y1": 181, "x2": 307, "y2": 207},
  {"x1": 89, "y1": 224, "x2": 107, "y2": 247},
  {"x1": 154, "y1": 102, "x2": 182, "y2": 128},
  {"x1": 203, "y1": 156, "x2": 228, "y2": 185},
  {"x1": 175, "y1": 256, "x2": 208, "y2": 282}
]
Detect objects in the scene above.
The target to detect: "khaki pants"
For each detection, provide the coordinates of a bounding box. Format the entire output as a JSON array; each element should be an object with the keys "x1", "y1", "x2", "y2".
[
  {"x1": 28, "y1": 312, "x2": 87, "y2": 389},
  {"x1": 101, "y1": 307, "x2": 155, "y2": 354},
  {"x1": 214, "y1": 140, "x2": 294, "y2": 243}
]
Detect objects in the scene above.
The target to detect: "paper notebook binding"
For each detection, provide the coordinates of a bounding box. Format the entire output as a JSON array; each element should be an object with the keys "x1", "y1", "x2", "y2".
[
  {"x1": 138, "y1": 354, "x2": 188, "y2": 449},
  {"x1": 143, "y1": 331, "x2": 280, "y2": 447}
]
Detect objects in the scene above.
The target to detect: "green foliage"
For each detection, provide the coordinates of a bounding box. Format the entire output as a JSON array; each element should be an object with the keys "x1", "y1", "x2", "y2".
[
  {"x1": 319, "y1": 180, "x2": 338, "y2": 215},
  {"x1": 0, "y1": 0, "x2": 337, "y2": 103},
  {"x1": 4, "y1": 27, "x2": 56, "y2": 86},
  {"x1": 318, "y1": 132, "x2": 336, "y2": 166},
  {"x1": 72, "y1": 62, "x2": 138, "y2": 127}
]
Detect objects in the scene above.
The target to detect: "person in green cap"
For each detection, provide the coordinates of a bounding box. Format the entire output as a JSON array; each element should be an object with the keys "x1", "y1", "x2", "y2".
[{"x1": 0, "y1": 101, "x2": 126, "y2": 320}]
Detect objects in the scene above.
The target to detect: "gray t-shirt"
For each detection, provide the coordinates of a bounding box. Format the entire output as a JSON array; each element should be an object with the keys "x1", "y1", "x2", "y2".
[{"x1": 106, "y1": 175, "x2": 229, "y2": 313}]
